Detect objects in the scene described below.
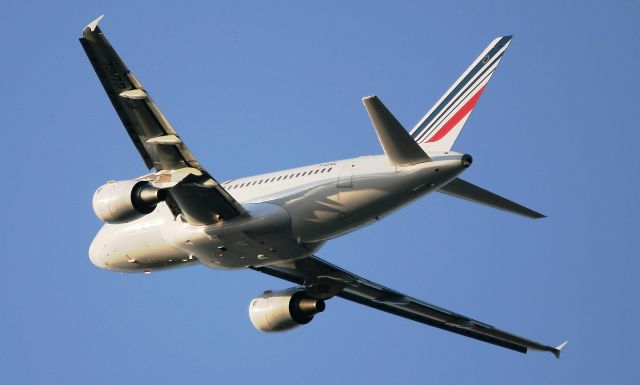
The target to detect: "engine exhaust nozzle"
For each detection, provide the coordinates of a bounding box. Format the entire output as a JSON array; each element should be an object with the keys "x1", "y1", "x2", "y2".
[{"x1": 297, "y1": 298, "x2": 326, "y2": 315}]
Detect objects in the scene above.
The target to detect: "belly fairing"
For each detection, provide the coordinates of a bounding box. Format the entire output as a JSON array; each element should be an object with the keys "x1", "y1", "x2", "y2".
[{"x1": 185, "y1": 203, "x2": 318, "y2": 269}]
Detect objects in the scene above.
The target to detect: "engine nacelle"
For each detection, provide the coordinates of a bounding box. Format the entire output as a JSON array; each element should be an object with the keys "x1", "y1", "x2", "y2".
[
  {"x1": 92, "y1": 180, "x2": 167, "y2": 224},
  {"x1": 249, "y1": 289, "x2": 326, "y2": 332}
]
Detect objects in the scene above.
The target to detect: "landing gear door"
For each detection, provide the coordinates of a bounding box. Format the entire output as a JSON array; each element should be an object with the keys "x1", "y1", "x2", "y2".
[{"x1": 337, "y1": 162, "x2": 354, "y2": 189}]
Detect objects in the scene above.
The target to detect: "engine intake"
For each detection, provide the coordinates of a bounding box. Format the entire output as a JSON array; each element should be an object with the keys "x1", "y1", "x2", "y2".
[
  {"x1": 249, "y1": 289, "x2": 325, "y2": 332},
  {"x1": 93, "y1": 180, "x2": 167, "y2": 224}
]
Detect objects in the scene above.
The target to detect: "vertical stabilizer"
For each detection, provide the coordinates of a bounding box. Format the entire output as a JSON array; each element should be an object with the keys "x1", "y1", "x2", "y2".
[{"x1": 410, "y1": 36, "x2": 512, "y2": 152}]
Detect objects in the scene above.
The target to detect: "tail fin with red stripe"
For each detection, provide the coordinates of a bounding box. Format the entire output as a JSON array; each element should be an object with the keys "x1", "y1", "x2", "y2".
[{"x1": 410, "y1": 36, "x2": 512, "y2": 152}]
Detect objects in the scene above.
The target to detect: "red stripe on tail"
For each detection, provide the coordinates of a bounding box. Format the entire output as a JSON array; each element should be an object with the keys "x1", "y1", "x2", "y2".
[{"x1": 425, "y1": 85, "x2": 486, "y2": 143}]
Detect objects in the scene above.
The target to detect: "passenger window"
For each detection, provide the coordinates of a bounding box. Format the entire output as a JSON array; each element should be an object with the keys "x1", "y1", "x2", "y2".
[
  {"x1": 296, "y1": 173, "x2": 301, "y2": 177},
  {"x1": 321, "y1": 168, "x2": 326, "y2": 173},
  {"x1": 328, "y1": 167, "x2": 333, "y2": 172},
  {"x1": 314, "y1": 170, "x2": 319, "y2": 174}
]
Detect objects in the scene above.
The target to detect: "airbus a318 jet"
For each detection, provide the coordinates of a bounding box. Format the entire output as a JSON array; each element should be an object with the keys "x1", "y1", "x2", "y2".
[{"x1": 81, "y1": 16, "x2": 566, "y2": 357}]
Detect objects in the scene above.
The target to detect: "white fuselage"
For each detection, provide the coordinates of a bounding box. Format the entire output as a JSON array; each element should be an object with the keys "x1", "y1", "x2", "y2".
[{"x1": 89, "y1": 153, "x2": 467, "y2": 272}]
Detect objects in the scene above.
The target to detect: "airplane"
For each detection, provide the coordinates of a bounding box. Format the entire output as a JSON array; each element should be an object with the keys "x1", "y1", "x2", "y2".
[{"x1": 81, "y1": 15, "x2": 566, "y2": 358}]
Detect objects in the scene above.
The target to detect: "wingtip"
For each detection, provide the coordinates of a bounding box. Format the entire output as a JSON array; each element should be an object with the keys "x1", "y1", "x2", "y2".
[
  {"x1": 84, "y1": 14, "x2": 105, "y2": 33},
  {"x1": 552, "y1": 341, "x2": 568, "y2": 359}
]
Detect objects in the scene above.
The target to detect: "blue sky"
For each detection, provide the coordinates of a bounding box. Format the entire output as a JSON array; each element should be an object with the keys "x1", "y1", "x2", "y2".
[{"x1": 1, "y1": 1, "x2": 639, "y2": 384}]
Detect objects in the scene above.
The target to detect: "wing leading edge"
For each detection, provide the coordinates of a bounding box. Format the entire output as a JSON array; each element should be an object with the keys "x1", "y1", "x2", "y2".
[
  {"x1": 253, "y1": 256, "x2": 566, "y2": 357},
  {"x1": 80, "y1": 16, "x2": 246, "y2": 225}
]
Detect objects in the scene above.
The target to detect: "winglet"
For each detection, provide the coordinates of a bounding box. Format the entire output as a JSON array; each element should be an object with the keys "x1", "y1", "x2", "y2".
[
  {"x1": 84, "y1": 15, "x2": 105, "y2": 33},
  {"x1": 552, "y1": 341, "x2": 568, "y2": 359}
]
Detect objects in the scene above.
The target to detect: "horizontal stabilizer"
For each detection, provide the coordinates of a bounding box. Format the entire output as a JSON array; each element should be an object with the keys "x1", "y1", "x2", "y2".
[
  {"x1": 438, "y1": 178, "x2": 545, "y2": 219},
  {"x1": 363, "y1": 96, "x2": 431, "y2": 166}
]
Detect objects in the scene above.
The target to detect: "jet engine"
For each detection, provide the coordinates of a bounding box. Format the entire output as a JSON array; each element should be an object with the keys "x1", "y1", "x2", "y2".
[
  {"x1": 92, "y1": 180, "x2": 167, "y2": 224},
  {"x1": 249, "y1": 289, "x2": 326, "y2": 332}
]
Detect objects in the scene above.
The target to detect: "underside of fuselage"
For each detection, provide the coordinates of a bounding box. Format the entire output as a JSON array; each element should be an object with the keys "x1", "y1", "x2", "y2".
[{"x1": 89, "y1": 154, "x2": 467, "y2": 273}]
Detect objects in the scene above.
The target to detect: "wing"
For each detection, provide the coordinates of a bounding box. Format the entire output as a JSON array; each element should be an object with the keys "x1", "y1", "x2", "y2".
[
  {"x1": 253, "y1": 255, "x2": 566, "y2": 357},
  {"x1": 79, "y1": 16, "x2": 246, "y2": 225}
]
